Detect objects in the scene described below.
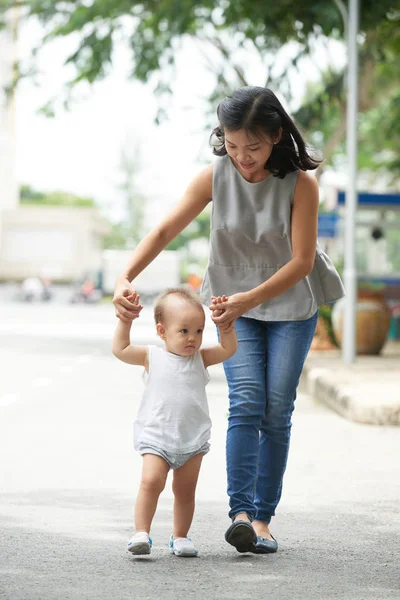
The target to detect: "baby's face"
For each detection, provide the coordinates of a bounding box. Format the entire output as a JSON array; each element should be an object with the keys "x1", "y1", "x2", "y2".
[{"x1": 158, "y1": 300, "x2": 205, "y2": 357}]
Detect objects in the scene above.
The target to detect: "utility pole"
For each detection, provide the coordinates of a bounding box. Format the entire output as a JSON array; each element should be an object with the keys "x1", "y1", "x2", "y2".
[
  {"x1": 342, "y1": 0, "x2": 359, "y2": 364},
  {"x1": 0, "y1": 3, "x2": 19, "y2": 212}
]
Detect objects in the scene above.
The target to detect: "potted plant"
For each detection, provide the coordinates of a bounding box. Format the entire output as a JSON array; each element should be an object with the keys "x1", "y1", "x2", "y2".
[{"x1": 331, "y1": 282, "x2": 392, "y2": 355}]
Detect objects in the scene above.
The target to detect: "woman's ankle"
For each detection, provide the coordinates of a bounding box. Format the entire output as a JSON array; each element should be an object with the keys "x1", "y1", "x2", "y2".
[
  {"x1": 233, "y1": 512, "x2": 252, "y2": 523},
  {"x1": 252, "y1": 521, "x2": 273, "y2": 539}
]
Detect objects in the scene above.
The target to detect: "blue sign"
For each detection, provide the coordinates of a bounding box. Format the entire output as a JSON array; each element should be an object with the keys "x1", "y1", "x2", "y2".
[
  {"x1": 318, "y1": 213, "x2": 338, "y2": 238},
  {"x1": 338, "y1": 191, "x2": 400, "y2": 207}
]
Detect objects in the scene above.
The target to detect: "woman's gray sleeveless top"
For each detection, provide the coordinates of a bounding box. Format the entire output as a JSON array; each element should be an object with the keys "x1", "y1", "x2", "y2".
[{"x1": 200, "y1": 155, "x2": 345, "y2": 321}]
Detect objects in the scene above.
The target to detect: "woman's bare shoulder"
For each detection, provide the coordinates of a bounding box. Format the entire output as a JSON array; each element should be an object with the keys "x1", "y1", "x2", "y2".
[
  {"x1": 187, "y1": 163, "x2": 213, "y2": 200},
  {"x1": 293, "y1": 170, "x2": 319, "y2": 207},
  {"x1": 195, "y1": 163, "x2": 213, "y2": 184},
  {"x1": 296, "y1": 169, "x2": 319, "y2": 190}
]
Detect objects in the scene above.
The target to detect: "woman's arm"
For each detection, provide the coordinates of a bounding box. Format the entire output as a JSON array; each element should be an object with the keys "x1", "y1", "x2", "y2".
[
  {"x1": 211, "y1": 171, "x2": 319, "y2": 323},
  {"x1": 113, "y1": 165, "x2": 213, "y2": 321}
]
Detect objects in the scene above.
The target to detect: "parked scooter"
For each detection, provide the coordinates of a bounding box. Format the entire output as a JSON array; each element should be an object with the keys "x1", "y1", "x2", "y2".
[
  {"x1": 69, "y1": 278, "x2": 102, "y2": 304},
  {"x1": 19, "y1": 277, "x2": 53, "y2": 302}
]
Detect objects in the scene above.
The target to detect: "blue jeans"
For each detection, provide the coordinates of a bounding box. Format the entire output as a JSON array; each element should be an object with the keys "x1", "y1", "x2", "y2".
[{"x1": 222, "y1": 312, "x2": 318, "y2": 523}]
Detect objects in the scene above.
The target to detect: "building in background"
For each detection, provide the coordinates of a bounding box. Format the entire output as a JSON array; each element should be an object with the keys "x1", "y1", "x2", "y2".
[
  {"x1": 0, "y1": 11, "x2": 109, "y2": 283},
  {"x1": 0, "y1": 206, "x2": 109, "y2": 282}
]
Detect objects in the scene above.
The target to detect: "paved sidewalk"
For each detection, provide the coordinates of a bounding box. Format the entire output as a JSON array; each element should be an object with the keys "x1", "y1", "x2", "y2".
[
  {"x1": 303, "y1": 342, "x2": 400, "y2": 426},
  {"x1": 1, "y1": 302, "x2": 400, "y2": 599},
  {"x1": 1, "y1": 339, "x2": 400, "y2": 600}
]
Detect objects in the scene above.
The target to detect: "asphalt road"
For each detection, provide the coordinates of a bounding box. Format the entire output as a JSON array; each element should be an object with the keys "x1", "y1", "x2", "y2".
[{"x1": 0, "y1": 302, "x2": 399, "y2": 600}]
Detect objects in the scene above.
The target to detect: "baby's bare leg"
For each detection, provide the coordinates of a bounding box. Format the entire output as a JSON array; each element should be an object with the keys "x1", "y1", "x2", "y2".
[
  {"x1": 135, "y1": 454, "x2": 170, "y2": 533},
  {"x1": 172, "y1": 453, "x2": 203, "y2": 538}
]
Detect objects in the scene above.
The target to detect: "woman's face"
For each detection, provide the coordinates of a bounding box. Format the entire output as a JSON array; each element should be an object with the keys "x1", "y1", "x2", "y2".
[{"x1": 224, "y1": 128, "x2": 279, "y2": 180}]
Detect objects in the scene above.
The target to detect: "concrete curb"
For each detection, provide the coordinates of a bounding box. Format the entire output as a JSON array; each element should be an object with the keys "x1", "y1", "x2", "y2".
[{"x1": 303, "y1": 360, "x2": 400, "y2": 426}]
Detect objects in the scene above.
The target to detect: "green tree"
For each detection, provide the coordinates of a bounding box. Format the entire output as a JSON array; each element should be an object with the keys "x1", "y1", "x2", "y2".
[
  {"x1": 1, "y1": 2, "x2": 391, "y2": 79},
  {"x1": 102, "y1": 222, "x2": 130, "y2": 249},
  {"x1": 20, "y1": 184, "x2": 96, "y2": 207},
  {"x1": 102, "y1": 206, "x2": 211, "y2": 251},
  {"x1": 3, "y1": 1, "x2": 399, "y2": 173},
  {"x1": 3, "y1": 1, "x2": 396, "y2": 104},
  {"x1": 101, "y1": 140, "x2": 149, "y2": 250},
  {"x1": 119, "y1": 141, "x2": 147, "y2": 246},
  {"x1": 166, "y1": 209, "x2": 210, "y2": 251},
  {"x1": 294, "y1": 8, "x2": 400, "y2": 178}
]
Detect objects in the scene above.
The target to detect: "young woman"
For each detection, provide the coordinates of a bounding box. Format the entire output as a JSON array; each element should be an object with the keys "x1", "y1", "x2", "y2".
[{"x1": 113, "y1": 86, "x2": 344, "y2": 554}]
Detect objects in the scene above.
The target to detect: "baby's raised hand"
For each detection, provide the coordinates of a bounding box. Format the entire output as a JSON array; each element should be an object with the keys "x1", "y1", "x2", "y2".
[
  {"x1": 210, "y1": 295, "x2": 236, "y2": 332},
  {"x1": 126, "y1": 292, "x2": 143, "y2": 319},
  {"x1": 210, "y1": 295, "x2": 228, "y2": 318}
]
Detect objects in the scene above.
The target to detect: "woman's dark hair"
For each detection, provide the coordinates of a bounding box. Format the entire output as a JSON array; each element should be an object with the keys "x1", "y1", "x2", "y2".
[{"x1": 210, "y1": 86, "x2": 322, "y2": 178}]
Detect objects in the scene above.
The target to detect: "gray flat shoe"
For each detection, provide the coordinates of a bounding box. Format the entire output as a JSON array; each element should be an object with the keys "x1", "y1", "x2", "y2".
[
  {"x1": 224, "y1": 521, "x2": 257, "y2": 553},
  {"x1": 253, "y1": 534, "x2": 278, "y2": 554}
]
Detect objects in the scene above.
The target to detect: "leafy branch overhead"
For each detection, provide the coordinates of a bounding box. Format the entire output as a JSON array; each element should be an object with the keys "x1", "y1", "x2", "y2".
[
  {"x1": 293, "y1": 9, "x2": 400, "y2": 173},
  {"x1": 1, "y1": 0, "x2": 400, "y2": 175},
  {"x1": 1, "y1": 1, "x2": 395, "y2": 88}
]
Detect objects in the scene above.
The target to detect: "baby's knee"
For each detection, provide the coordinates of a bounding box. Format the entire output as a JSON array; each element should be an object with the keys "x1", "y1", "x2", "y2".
[{"x1": 140, "y1": 474, "x2": 166, "y2": 495}]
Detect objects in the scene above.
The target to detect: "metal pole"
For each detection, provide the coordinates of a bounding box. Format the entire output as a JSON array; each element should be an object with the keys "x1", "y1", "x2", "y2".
[
  {"x1": 342, "y1": 0, "x2": 359, "y2": 363},
  {"x1": 10, "y1": 2, "x2": 19, "y2": 138}
]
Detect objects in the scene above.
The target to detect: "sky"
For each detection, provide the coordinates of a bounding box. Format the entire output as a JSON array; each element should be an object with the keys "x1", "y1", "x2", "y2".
[
  {"x1": 12, "y1": 16, "x2": 346, "y2": 225},
  {"x1": 15, "y1": 20, "x2": 214, "y2": 223}
]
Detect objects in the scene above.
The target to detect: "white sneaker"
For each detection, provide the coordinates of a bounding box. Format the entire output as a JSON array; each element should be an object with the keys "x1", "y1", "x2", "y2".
[
  {"x1": 127, "y1": 532, "x2": 152, "y2": 555},
  {"x1": 169, "y1": 535, "x2": 198, "y2": 557}
]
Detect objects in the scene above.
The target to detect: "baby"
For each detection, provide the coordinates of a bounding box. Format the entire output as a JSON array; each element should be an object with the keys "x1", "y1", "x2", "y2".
[{"x1": 112, "y1": 287, "x2": 237, "y2": 557}]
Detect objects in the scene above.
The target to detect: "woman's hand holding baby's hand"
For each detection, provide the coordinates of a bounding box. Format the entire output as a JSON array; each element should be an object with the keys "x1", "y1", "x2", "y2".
[
  {"x1": 125, "y1": 292, "x2": 143, "y2": 320},
  {"x1": 209, "y1": 293, "x2": 250, "y2": 327},
  {"x1": 113, "y1": 277, "x2": 143, "y2": 322},
  {"x1": 210, "y1": 295, "x2": 234, "y2": 332},
  {"x1": 210, "y1": 295, "x2": 227, "y2": 318}
]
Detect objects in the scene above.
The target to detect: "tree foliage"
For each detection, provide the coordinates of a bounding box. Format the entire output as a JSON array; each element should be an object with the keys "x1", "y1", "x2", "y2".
[
  {"x1": 102, "y1": 222, "x2": 133, "y2": 249},
  {"x1": 166, "y1": 210, "x2": 210, "y2": 251},
  {"x1": 20, "y1": 184, "x2": 96, "y2": 207},
  {"x1": 0, "y1": 3, "x2": 384, "y2": 67},
  {"x1": 118, "y1": 142, "x2": 147, "y2": 245},
  {"x1": 2, "y1": 1, "x2": 396, "y2": 95},
  {"x1": 2, "y1": 1, "x2": 399, "y2": 174},
  {"x1": 102, "y1": 207, "x2": 211, "y2": 251},
  {"x1": 294, "y1": 6, "x2": 400, "y2": 177}
]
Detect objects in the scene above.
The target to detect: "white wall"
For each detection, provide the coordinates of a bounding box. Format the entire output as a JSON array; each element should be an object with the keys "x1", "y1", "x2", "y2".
[
  {"x1": 0, "y1": 206, "x2": 108, "y2": 281},
  {"x1": 102, "y1": 249, "x2": 181, "y2": 296}
]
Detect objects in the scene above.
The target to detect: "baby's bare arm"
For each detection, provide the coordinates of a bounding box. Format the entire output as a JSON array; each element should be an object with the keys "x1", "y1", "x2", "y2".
[
  {"x1": 201, "y1": 328, "x2": 238, "y2": 368},
  {"x1": 202, "y1": 296, "x2": 238, "y2": 367},
  {"x1": 112, "y1": 294, "x2": 147, "y2": 367}
]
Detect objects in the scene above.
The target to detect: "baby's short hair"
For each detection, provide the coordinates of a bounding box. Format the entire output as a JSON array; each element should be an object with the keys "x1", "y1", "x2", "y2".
[{"x1": 154, "y1": 287, "x2": 204, "y2": 324}]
